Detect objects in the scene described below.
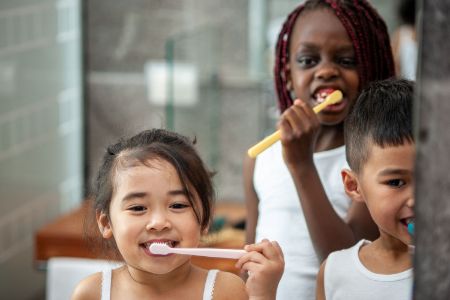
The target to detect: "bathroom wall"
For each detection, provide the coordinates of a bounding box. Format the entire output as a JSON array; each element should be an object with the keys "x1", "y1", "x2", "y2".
[{"x1": 0, "y1": 0, "x2": 83, "y2": 298}]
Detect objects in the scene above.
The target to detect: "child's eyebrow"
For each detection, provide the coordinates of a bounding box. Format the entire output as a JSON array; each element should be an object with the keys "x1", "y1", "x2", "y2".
[
  {"x1": 378, "y1": 169, "x2": 411, "y2": 176},
  {"x1": 296, "y1": 43, "x2": 320, "y2": 51},
  {"x1": 168, "y1": 189, "x2": 189, "y2": 196},
  {"x1": 334, "y1": 45, "x2": 355, "y2": 54},
  {"x1": 122, "y1": 192, "x2": 147, "y2": 202},
  {"x1": 121, "y1": 189, "x2": 189, "y2": 202},
  {"x1": 296, "y1": 43, "x2": 354, "y2": 53}
]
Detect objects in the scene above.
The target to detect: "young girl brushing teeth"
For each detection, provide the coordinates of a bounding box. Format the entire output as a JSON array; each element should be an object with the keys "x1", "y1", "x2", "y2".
[{"x1": 72, "y1": 129, "x2": 284, "y2": 300}]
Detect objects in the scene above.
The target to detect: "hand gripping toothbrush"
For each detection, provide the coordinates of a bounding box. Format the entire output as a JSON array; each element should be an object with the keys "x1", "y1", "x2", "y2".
[{"x1": 247, "y1": 90, "x2": 343, "y2": 158}]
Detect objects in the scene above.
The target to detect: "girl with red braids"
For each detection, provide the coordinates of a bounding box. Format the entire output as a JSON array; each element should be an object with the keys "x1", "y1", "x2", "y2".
[{"x1": 243, "y1": 1, "x2": 395, "y2": 298}]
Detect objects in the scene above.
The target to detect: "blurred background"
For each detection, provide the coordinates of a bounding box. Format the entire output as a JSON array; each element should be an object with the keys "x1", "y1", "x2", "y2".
[{"x1": 0, "y1": 0, "x2": 408, "y2": 298}]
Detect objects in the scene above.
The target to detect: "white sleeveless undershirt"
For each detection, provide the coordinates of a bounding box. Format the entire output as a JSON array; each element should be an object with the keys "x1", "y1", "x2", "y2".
[
  {"x1": 101, "y1": 268, "x2": 218, "y2": 300},
  {"x1": 324, "y1": 240, "x2": 413, "y2": 299}
]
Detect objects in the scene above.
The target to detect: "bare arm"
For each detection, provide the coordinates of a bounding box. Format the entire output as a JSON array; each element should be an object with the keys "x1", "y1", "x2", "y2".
[
  {"x1": 243, "y1": 155, "x2": 258, "y2": 245},
  {"x1": 279, "y1": 100, "x2": 378, "y2": 261},
  {"x1": 316, "y1": 259, "x2": 327, "y2": 300},
  {"x1": 214, "y1": 271, "x2": 248, "y2": 300},
  {"x1": 288, "y1": 163, "x2": 377, "y2": 261}
]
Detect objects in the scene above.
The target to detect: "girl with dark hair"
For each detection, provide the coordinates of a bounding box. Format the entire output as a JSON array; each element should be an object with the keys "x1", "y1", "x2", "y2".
[
  {"x1": 72, "y1": 129, "x2": 284, "y2": 300},
  {"x1": 243, "y1": 1, "x2": 395, "y2": 298}
]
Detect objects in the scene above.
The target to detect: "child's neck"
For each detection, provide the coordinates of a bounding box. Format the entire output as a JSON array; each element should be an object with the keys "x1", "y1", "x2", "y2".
[
  {"x1": 358, "y1": 236, "x2": 412, "y2": 275},
  {"x1": 315, "y1": 123, "x2": 345, "y2": 152}
]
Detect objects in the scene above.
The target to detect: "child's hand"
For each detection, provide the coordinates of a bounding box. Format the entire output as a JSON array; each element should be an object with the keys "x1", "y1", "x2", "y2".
[
  {"x1": 235, "y1": 239, "x2": 284, "y2": 300},
  {"x1": 278, "y1": 99, "x2": 320, "y2": 168}
]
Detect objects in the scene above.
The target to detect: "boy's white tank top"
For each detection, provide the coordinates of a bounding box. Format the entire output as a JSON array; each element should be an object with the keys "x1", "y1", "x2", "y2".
[
  {"x1": 254, "y1": 141, "x2": 351, "y2": 299},
  {"x1": 101, "y1": 268, "x2": 219, "y2": 300},
  {"x1": 324, "y1": 239, "x2": 413, "y2": 299}
]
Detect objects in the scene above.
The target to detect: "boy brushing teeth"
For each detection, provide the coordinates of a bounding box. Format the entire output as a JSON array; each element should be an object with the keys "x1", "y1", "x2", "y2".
[{"x1": 316, "y1": 78, "x2": 415, "y2": 300}]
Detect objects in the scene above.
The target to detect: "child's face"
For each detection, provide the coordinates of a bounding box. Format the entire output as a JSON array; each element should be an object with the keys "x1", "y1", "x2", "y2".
[
  {"x1": 98, "y1": 159, "x2": 203, "y2": 274},
  {"x1": 351, "y1": 142, "x2": 415, "y2": 246},
  {"x1": 287, "y1": 8, "x2": 359, "y2": 126}
]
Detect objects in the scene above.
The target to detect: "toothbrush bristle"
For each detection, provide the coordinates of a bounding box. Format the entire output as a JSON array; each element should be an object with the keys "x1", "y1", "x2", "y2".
[
  {"x1": 327, "y1": 90, "x2": 343, "y2": 105},
  {"x1": 149, "y1": 242, "x2": 171, "y2": 255},
  {"x1": 407, "y1": 222, "x2": 415, "y2": 235}
]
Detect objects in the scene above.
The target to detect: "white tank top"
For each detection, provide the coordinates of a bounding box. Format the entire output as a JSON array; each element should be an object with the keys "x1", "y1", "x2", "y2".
[
  {"x1": 254, "y1": 141, "x2": 351, "y2": 299},
  {"x1": 101, "y1": 268, "x2": 219, "y2": 300},
  {"x1": 325, "y1": 240, "x2": 413, "y2": 299}
]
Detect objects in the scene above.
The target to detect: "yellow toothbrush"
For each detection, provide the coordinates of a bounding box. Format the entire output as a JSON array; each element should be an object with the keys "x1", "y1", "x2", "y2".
[{"x1": 247, "y1": 90, "x2": 343, "y2": 158}]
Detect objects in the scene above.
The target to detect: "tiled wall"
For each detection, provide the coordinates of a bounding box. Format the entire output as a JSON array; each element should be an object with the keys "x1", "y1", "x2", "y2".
[{"x1": 0, "y1": 0, "x2": 83, "y2": 298}]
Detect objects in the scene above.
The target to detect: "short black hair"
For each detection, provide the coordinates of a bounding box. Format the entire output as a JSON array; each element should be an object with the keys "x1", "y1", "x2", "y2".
[{"x1": 344, "y1": 78, "x2": 414, "y2": 173}]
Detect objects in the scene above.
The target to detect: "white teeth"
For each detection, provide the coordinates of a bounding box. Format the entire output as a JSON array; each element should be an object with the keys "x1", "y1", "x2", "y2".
[
  {"x1": 145, "y1": 241, "x2": 172, "y2": 248},
  {"x1": 315, "y1": 92, "x2": 330, "y2": 103},
  {"x1": 401, "y1": 218, "x2": 414, "y2": 225},
  {"x1": 406, "y1": 218, "x2": 414, "y2": 224}
]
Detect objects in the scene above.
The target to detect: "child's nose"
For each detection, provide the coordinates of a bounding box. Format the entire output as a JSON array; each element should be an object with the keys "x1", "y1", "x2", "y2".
[
  {"x1": 406, "y1": 196, "x2": 414, "y2": 208},
  {"x1": 145, "y1": 210, "x2": 171, "y2": 231},
  {"x1": 315, "y1": 61, "x2": 339, "y2": 80}
]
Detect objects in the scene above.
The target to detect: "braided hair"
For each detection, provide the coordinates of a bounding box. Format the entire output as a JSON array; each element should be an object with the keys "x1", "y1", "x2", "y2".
[{"x1": 274, "y1": 0, "x2": 395, "y2": 113}]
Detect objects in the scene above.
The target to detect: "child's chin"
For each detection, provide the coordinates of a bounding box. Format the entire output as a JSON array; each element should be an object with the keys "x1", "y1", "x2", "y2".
[{"x1": 401, "y1": 236, "x2": 413, "y2": 248}]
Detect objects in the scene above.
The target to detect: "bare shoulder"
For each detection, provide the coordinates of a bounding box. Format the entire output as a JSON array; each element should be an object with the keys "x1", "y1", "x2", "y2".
[
  {"x1": 71, "y1": 271, "x2": 102, "y2": 300},
  {"x1": 213, "y1": 271, "x2": 248, "y2": 300}
]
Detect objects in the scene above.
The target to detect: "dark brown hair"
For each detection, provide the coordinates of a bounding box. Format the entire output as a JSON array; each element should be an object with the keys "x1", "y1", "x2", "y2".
[{"x1": 274, "y1": 0, "x2": 395, "y2": 113}]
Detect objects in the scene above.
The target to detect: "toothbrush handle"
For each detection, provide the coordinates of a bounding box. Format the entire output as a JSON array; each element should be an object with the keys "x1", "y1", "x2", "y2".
[
  {"x1": 247, "y1": 131, "x2": 281, "y2": 158},
  {"x1": 171, "y1": 247, "x2": 246, "y2": 259}
]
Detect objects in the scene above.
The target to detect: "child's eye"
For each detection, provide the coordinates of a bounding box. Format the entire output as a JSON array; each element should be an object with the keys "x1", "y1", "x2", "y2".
[
  {"x1": 297, "y1": 56, "x2": 318, "y2": 68},
  {"x1": 338, "y1": 57, "x2": 357, "y2": 68},
  {"x1": 170, "y1": 202, "x2": 190, "y2": 210},
  {"x1": 386, "y1": 179, "x2": 406, "y2": 188},
  {"x1": 128, "y1": 205, "x2": 146, "y2": 212}
]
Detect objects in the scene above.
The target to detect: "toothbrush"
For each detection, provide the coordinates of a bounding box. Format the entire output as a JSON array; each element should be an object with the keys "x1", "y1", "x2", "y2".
[
  {"x1": 149, "y1": 243, "x2": 246, "y2": 259},
  {"x1": 407, "y1": 221, "x2": 415, "y2": 254},
  {"x1": 247, "y1": 90, "x2": 343, "y2": 158},
  {"x1": 408, "y1": 221, "x2": 414, "y2": 235}
]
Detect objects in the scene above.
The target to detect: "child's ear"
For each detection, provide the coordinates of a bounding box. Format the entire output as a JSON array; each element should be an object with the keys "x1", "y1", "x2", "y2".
[
  {"x1": 96, "y1": 210, "x2": 113, "y2": 239},
  {"x1": 341, "y1": 169, "x2": 364, "y2": 203},
  {"x1": 202, "y1": 225, "x2": 209, "y2": 236}
]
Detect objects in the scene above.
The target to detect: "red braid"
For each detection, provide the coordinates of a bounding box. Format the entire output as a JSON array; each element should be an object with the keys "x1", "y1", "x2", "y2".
[{"x1": 273, "y1": 0, "x2": 395, "y2": 113}]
